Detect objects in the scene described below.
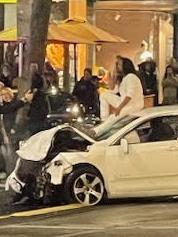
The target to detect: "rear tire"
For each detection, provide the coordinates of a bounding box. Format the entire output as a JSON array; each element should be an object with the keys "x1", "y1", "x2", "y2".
[{"x1": 64, "y1": 167, "x2": 104, "y2": 206}]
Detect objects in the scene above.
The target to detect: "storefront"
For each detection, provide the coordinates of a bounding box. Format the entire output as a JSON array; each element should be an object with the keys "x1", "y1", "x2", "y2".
[
  {"x1": 0, "y1": 0, "x2": 178, "y2": 98},
  {"x1": 94, "y1": 0, "x2": 178, "y2": 102},
  {"x1": 0, "y1": 0, "x2": 16, "y2": 29}
]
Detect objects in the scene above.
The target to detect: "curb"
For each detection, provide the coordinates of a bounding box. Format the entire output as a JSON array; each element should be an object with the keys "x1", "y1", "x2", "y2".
[{"x1": 0, "y1": 203, "x2": 84, "y2": 220}]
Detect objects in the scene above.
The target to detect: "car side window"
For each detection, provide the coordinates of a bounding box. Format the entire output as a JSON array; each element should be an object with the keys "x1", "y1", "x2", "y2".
[
  {"x1": 115, "y1": 115, "x2": 178, "y2": 145},
  {"x1": 144, "y1": 116, "x2": 177, "y2": 142},
  {"x1": 114, "y1": 130, "x2": 141, "y2": 145}
]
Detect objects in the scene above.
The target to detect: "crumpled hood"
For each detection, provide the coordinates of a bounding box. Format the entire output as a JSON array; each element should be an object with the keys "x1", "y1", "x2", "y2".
[
  {"x1": 16, "y1": 126, "x2": 63, "y2": 161},
  {"x1": 16, "y1": 124, "x2": 96, "y2": 162}
]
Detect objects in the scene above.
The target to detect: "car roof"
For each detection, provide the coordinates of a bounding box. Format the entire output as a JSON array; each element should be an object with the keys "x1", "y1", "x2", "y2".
[
  {"x1": 132, "y1": 105, "x2": 178, "y2": 118},
  {"x1": 105, "y1": 105, "x2": 178, "y2": 145}
]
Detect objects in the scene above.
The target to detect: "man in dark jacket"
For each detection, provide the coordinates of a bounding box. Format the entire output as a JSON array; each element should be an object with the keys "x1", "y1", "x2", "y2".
[
  {"x1": 28, "y1": 73, "x2": 48, "y2": 136},
  {"x1": 138, "y1": 60, "x2": 158, "y2": 105},
  {"x1": 72, "y1": 68, "x2": 99, "y2": 115}
]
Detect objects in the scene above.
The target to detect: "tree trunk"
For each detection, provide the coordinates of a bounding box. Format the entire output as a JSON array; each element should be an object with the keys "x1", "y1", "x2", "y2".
[
  {"x1": 173, "y1": 14, "x2": 178, "y2": 60},
  {"x1": 17, "y1": 0, "x2": 52, "y2": 94},
  {"x1": 15, "y1": 0, "x2": 52, "y2": 131},
  {"x1": 28, "y1": 0, "x2": 52, "y2": 74}
]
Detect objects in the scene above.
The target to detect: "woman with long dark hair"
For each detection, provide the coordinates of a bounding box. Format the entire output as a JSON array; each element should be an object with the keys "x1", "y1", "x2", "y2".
[
  {"x1": 99, "y1": 56, "x2": 144, "y2": 120},
  {"x1": 162, "y1": 65, "x2": 178, "y2": 105},
  {"x1": 74, "y1": 57, "x2": 144, "y2": 139}
]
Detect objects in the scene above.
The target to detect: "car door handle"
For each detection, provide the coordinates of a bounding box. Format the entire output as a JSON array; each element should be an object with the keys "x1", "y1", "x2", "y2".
[{"x1": 168, "y1": 146, "x2": 178, "y2": 151}]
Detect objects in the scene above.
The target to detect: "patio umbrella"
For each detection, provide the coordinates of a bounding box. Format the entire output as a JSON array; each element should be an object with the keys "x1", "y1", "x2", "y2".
[
  {"x1": 0, "y1": 25, "x2": 95, "y2": 44},
  {"x1": 0, "y1": 19, "x2": 127, "y2": 44},
  {"x1": 0, "y1": 26, "x2": 95, "y2": 79},
  {"x1": 0, "y1": 21, "x2": 128, "y2": 81},
  {"x1": 53, "y1": 18, "x2": 128, "y2": 82},
  {"x1": 54, "y1": 19, "x2": 128, "y2": 82},
  {"x1": 56, "y1": 18, "x2": 127, "y2": 43},
  {"x1": 48, "y1": 23, "x2": 95, "y2": 44},
  {"x1": 0, "y1": 28, "x2": 19, "y2": 42}
]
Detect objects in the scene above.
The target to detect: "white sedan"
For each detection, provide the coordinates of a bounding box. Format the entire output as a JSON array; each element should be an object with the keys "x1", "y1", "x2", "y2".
[{"x1": 6, "y1": 105, "x2": 178, "y2": 206}]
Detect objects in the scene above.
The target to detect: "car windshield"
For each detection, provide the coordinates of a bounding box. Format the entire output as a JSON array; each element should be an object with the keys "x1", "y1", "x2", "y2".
[{"x1": 96, "y1": 115, "x2": 138, "y2": 141}]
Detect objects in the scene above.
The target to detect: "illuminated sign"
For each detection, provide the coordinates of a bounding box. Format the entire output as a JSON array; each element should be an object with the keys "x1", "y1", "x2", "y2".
[{"x1": 0, "y1": 0, "x2": 16, "y2": 3}]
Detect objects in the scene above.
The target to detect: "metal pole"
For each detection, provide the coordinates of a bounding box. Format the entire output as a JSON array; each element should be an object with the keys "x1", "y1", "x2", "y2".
[
  {"x1": 18, "y1": 42, "x2": 23, "y2": 77},
  {"x1": 74, "y1": 43, "x2": 77, "y2": 84}
]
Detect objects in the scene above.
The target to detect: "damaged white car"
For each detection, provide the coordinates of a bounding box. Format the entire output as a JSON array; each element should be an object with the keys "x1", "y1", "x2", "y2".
[{"x1": 6, "y1": 106, "x2": 178, "y2": 206}]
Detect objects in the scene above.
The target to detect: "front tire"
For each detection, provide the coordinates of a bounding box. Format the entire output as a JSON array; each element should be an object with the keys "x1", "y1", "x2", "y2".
[{"x1": 64, "y1": 167, "x2": 104, "y2": 206}]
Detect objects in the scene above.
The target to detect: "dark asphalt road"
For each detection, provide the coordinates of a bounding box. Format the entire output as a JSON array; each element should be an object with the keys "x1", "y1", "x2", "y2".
[
  {"x1": 1, "y1": 185, "x2": 178, "y2": 237},
  {"x1": 1, "y1": 200, "x2": 178, "y2": 237}
]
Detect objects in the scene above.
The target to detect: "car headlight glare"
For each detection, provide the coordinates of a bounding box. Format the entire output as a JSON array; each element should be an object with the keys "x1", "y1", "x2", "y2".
[
  {"x1": 50, "y1": 86, "x2": 58, "y2": 95},
  {"x1": 72, "y1": 104, "x2": 80, "y2": 114},
  {"x1": 76, "y1": 117, "x2": 83, "y2": 123},
  {"x1": 66, "y1": 107, "x2": 71, "y2": 112}
]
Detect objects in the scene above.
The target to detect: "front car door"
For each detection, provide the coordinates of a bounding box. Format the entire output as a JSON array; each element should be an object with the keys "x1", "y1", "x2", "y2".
[{"x1": 105, "y1": 115, "x2": 178, "y2": 198}]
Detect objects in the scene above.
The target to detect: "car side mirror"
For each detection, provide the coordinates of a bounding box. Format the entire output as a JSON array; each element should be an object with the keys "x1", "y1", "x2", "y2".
[
  {"x1": 87, "y1": 145, "x2": 92, "y2": 151},
  {"x1": 120, "y1": 138, "x2": 129, "y2": 154}
]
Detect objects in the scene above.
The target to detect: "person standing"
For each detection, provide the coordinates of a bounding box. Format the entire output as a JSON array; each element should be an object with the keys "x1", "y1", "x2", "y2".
[
  {"x1": 0, "y1": 88, "x2": 33, "y2": 177},
  {"x1": 138, "y1": 60, "x2": 158, "y2": 105},
  {"x1": 72, "y1": 68, "x2": 99, "y2": 115},
  {"x1": 0, "y1": 64, "x2": 13, "y2": 88},
  {"x1": 28, "y1": 73, "x2": 48, "y2": 136},
  {"x1": 162, "y1": 65, "x2": 178, "y2": 105}
]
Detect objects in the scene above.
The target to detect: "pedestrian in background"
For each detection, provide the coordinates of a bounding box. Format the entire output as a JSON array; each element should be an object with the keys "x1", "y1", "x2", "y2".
[
  {"x1": 72, "y1": 68, "x2": 99, "y2": 115},
  {"x1": 162, "y1": 65, "x2": 178, "y2": 105},
  {"x1": 138, "y1": 60, "x2": 158, "y2": 105},
  {"x1": 28, "y1": 73, "x2": 48, "y2": 136},
  {"x1": 0, "y1": 87, "x2": 33, "y2": 178},
  {"x1": 0, "y1": 63, "x2": 13, "y2": 88},
  {"x1": 44, "y1": 61, "x2": 59, "y2": 88}
]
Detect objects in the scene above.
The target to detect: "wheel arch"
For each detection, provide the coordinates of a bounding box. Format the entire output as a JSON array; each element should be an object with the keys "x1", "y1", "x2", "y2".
[
  {"x1": 72, "y1": 163, "x2": 106, "y2": 187},
  {"x1": 64, "y1": 162, "x2": 108, "y2": 204}
]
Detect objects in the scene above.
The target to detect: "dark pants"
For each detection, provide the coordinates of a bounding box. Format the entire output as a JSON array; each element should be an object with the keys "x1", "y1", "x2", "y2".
[
  {"x1": 0, "y1": 144, "x2": 17, "y2": 175},
  {"x1": 0, "y1": 147, "x2": 6, "y2": 172}
]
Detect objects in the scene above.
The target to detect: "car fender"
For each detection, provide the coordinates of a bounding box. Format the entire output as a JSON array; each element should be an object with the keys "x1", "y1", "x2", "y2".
[{"x1": 50, "y1": 152, "x2": 108, "y2": 189}]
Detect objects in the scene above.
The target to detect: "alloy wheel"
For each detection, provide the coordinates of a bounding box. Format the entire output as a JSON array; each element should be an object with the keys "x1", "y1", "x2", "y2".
[{"x1": 73, "y1": 173, "x2": 104, "y2": 206}]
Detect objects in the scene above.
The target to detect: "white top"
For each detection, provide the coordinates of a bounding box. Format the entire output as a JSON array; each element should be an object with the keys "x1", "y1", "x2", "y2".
[{"x1": 119, "y1": 73, "x2": 144, "y2": 113}]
